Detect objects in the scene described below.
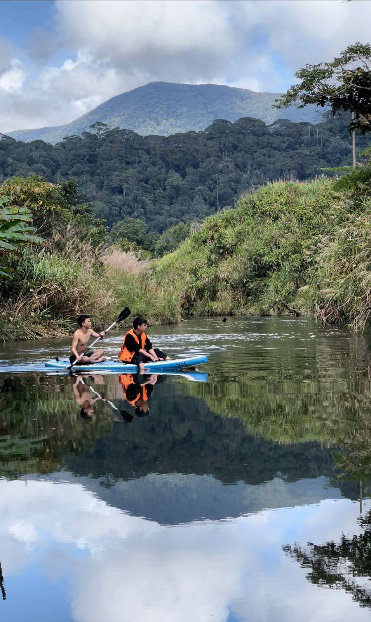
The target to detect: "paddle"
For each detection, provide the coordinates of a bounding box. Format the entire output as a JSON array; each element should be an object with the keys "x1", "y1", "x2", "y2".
[
  {"x1": 68, "y1": 306, "x2": 131, "y2": 369},
  {"x1": 85, "y1": 382, "x2": 133, "y2": 422}
]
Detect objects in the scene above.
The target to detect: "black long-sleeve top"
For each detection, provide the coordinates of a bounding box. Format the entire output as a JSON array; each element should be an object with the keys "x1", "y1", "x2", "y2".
[{"x1": 124, "y1": 333, "x2": 153, "y2": 353}]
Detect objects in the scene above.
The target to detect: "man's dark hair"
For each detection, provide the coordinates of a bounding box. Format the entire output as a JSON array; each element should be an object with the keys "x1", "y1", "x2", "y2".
[
  {"x1": 133, "y1": 316, "x2": 147, "y2": 329},
  {"x1": 77, "y1": 314, "x2": 90, "y2": 327},
  {"x1": 135, "y1": 406, "x2": 150, "y2": 417},
  {"x1": 80, "y1": 408, "x2": 92, "y2": 419}
]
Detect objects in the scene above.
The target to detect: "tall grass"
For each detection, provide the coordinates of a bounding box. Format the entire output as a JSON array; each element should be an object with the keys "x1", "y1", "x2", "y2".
[
  {"x1": 154, "y1": 174, "x2": 370, "y2": 330},
  {"x1": 1, "y1": 168, "x2": 369, "y2": 341},
  {"x1": 0, "y1": 244, "x2": 114, "y2": 340},
  {"x1": 103, "y1": 247, "x2": 181, "y2": 324}
]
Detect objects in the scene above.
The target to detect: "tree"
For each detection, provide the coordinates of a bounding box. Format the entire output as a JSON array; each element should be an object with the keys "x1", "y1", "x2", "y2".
[
  {"x1": 154, "y1": 221, "x2": 191, "y2": 256},
  {"x1": 0, "y1": 176, "x2": 106, "y2": 248},
  {"x1": 1, "y1": 113, "x2": 369, "y2": 233},
  {"x1": 90, "y1": 122, "x2": 110, "y2": 138},
  {"x1": 111, "y1": 217, "x2": 150, "y2": 249},
  {"x1": 275, "y1": 43, "x2": 371, "y2": 135},
  {"x1": 0, "y1": 197, "x2": 42, "y2": 277}
]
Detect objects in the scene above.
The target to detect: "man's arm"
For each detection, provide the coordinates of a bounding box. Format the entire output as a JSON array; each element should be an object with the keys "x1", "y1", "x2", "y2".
[
  {"x1": 145, "y1": 337, "x2": 159, "y2": 361},
  {"x1": 125, "y1": 334, "x2": 153, "y2": 359},
  {"x1": 91, "y1": 329, "x2": 106, "y2": 339},
  {"x1": 71, "y1": 332, "x2": 81, "y2": 359}
]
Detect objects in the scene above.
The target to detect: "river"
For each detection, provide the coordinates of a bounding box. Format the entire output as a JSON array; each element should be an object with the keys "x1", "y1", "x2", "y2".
[{"x1": 0, "y1": 317, "x2": 370, "y2": 621}]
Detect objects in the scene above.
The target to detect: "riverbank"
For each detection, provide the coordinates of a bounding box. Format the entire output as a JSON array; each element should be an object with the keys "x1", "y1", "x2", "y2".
[
  {"x1": 0, "y1": 165, "x2": 370, "y2": 341},
  {"x1": 156, "y1": 169, "x2": 370, "y2": 331}
]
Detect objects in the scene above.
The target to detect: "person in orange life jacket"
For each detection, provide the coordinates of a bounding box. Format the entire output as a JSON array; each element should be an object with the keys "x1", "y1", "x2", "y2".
[
  {"x1": 119, "y1": 373, "x2": 159, "y2": 416},
  {"x1": 119, "y1": 316, "x2": 168, "y2": 372}
]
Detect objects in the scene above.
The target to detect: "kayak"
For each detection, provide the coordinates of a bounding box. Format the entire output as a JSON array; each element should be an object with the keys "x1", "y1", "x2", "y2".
[{"x1": 45, "y1": 355, "x2": 208, "y2": 372}]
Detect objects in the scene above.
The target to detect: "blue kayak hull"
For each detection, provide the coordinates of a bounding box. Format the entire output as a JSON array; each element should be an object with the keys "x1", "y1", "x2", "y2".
[{"x1": 45, "y1": 355, "x2": 208, "y2": 372}]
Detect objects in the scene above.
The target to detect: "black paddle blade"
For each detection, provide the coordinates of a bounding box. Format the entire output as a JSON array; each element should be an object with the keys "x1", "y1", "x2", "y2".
[
  {"x1": 117, "y1": 307, "x2": 131, "y2": 323},
  {"x1": 120, "y1": 409, "x2": 134, "y2": 423}
]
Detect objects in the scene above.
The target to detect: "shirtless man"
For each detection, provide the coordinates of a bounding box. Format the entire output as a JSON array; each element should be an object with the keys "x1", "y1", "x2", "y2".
[
  {"x1": 70, "y1": 315, "x2": 106, "y2": 366},
  {"x1": 71, "y1": 375, "x2": 102, "y2": 418}
]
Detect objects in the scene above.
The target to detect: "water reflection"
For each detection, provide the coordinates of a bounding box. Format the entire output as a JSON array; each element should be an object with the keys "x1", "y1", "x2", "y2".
[
  {"x1": 0, "y1": 479, "x2": 370, "y2": 622},
  {"x1": 0, "y1": 562, "x2": 5, "y2": 601},
  {"x1": 118, "y1": 373, "x2": 166, "y2": 417},
  {"x1": 71, "y1": 376, "x2": 104, "y2": 419},
  {"x1": 0, "y1": 318, "x2": 370, "y2": 621},
  {"x1": 284, "y1": 509, "x2": 371, "y2": 609}
]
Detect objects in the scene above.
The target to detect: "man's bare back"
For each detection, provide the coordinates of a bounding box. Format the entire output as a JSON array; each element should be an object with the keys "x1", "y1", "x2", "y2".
[{"x1": 70, "y1": 315, "x2": 105, "y2": 365}]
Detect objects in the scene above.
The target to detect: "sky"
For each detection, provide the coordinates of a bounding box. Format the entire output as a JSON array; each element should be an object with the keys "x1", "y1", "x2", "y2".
[{"x1": 0, "y1": 0, "x2": 370, "y2": 133}]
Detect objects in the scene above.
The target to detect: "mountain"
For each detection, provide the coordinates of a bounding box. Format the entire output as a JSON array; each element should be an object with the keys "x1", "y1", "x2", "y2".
[{"x1": 8, "y1": 81, "x2": 323, "y2": 144}]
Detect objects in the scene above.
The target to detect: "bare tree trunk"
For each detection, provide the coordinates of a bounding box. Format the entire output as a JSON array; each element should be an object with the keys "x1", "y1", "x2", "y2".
[{"x1": 352, "y1": 112, "x2": 357, "y2": 169}]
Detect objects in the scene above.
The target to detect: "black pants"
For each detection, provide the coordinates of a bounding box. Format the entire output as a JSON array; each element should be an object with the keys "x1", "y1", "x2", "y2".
[
  {"x1": 69, "y1": 348, "x2": 93, "y2": 365},
  {"x1": 133, "y1": 348, "x2": 167, "y2": 366}
]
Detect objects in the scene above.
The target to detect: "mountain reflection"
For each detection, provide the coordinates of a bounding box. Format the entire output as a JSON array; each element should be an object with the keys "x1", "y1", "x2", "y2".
[{"x1": 1, "y1": 371, "x2": 369, "y2": 523}]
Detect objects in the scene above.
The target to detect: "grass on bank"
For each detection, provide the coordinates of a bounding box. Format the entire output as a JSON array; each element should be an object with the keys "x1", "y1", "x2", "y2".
[
  {"x1": 155, "y1": 171, "x2": 370, "y2": 331},
  {"x1": 0, "y1": 165, "x2": 370, "y2": 340}
]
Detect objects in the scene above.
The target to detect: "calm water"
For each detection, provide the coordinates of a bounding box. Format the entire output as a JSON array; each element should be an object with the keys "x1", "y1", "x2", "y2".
[{"x1": 0, "y1": 317, "x2": 370, "y2": 621}]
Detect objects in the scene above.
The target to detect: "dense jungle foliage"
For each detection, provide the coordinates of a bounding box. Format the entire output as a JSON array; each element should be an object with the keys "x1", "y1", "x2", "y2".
[
  {"x1": 1, "y1": 113, "x2": 368, "y2": 234},
  {"x1": 0, "y1": 157, "x2": 369, "y2": 340},
  {"x1": 157, "y1": 161, "x2": 371, "y2": 331}
]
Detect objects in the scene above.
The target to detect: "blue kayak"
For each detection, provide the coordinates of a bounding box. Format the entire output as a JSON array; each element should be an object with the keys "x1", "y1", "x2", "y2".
[{"x1": 45, "y1": 355, "x2": 208, "y2": 372}]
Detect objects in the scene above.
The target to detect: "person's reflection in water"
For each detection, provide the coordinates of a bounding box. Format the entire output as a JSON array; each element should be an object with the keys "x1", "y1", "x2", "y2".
[
  {"x1": 0, "y1": 562, "x2": 6, "y2": 600},
  {"x1": 119, "y1": 373, "x2": 165, "y2": 418},
  {"x1": 71, "y1": 375, "x2": 103, "y2": 420}
]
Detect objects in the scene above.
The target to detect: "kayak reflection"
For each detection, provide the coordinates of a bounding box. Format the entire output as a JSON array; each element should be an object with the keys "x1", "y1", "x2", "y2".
[{"x1": 71, "y1": 371, "x2": 208, "y2": 423}]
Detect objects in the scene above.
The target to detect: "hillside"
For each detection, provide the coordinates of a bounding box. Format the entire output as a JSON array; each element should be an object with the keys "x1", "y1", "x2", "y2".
[
  {"x1": 1, "y1": 166, "x2": 369, "y2": 343},
  {"x1": 156, "y1": 169, "x2": 371, "y2": 330},
  {"x1": 1, "y1": 113, "x2": 367, "y2": 233},
  {"x1": 7, "y1": 81, "x2": 323, "y2": 143}
]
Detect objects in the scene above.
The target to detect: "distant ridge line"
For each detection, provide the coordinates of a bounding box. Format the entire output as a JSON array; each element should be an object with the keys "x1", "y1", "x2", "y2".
[{"x1": 7, "y1": 81, "x2": 323, "y2": 144}]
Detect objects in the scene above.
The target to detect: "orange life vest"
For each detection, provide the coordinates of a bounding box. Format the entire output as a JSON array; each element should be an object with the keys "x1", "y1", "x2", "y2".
[
  {"x1": 119, "y1": 329, "x2": 146, "y2": 362},
  {"x1": 119, "y1": 374, "x2": 148, "y2": 406}
]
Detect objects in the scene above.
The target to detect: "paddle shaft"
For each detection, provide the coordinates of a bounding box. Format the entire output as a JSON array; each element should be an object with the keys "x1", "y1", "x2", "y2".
[
  {"x1": 84, "y1": 318, "x2": 118, "y2": 354},
  {"x1": 88, "y1": 385, "x2": 120, "y2": 412}
]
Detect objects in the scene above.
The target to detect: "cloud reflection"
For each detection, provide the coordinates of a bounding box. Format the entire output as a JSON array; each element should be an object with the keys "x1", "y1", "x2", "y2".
[{"x1": 0, "y1": 479, "x2": 370, "y2": 622}]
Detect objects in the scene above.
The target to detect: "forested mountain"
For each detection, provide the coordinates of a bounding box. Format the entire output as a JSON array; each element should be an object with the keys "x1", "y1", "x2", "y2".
[
  {"x1": 0, "y1": 113, "x2": 367, "y2": 233},
  {"x1": 8, "y1": 81, "x2": 323, "y2": 144}
]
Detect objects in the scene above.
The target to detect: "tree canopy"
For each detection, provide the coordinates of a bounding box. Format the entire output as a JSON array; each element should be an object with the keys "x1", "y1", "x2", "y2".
[
  {"x1": 275, "y1": 43, "x2": 371, "y2": 134},
  {"x1": 1, "y1": 113, "x2": 369, "y2": 235}
]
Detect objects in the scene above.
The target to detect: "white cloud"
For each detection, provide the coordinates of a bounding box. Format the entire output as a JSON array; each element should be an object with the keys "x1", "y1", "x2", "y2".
[
  {"x1": 0, "y1": 58, "x2": 25, "y2": 93},
  {"x1": 56, "y1": 0, "x2": 235, "y2": 81},
  {"x1": 237, "y1": 0, "x2": 371, "y2": 69},
  {"x1": 0, "y1": 52, "x2": 123, "y2": 132},
  {"x1": 0, "y1": 0, "x2": 370, "y2": 132}
]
